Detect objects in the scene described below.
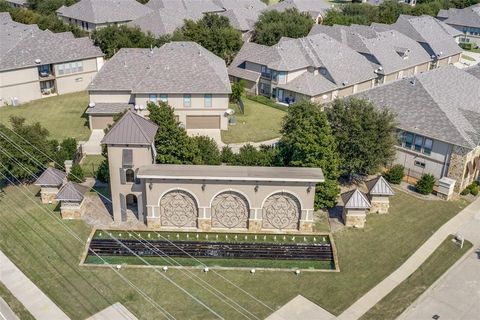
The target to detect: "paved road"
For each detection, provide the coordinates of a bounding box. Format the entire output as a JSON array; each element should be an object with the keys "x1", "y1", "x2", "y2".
[
  {"x1": 338, "y1": 196, "x2": 480, "y2": 320},
  {"x1": 398, "y1": 199, "x2": 480, "y2": 320},
  {"x1": 0, "y1": 251, "x2": 70, "y2": 320},
  {"x1": 0, "y1": 297, "x2": 19, "y2": 320}
]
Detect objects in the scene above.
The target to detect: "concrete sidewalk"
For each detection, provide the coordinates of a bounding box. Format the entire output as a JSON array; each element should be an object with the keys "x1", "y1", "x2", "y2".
[
  {"x1": 266, "y1": 295, "x2": 336, "y2": 320},
  {"x1": 337, "y1": 196, "x2": 480, "y2": 320},
  {"x1": 0, "y1": 297, "x2": 20, "y2": 320},
  {"x1": 0, "y1": 251, "x2": 70, "y2": 320}
]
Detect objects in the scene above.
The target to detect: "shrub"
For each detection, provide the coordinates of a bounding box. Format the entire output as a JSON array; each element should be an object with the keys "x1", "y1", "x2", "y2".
[
  {"x1": 96, "y1": 160, "x2": 110, "y2": 183},
  {"x1": 462, "y1": 182, "x2": 479, "y2": 196},
  {"x1": 67, "y1": 164, "x2": 85, "y2": 183},
  {"x1": 193, "y1": 136, "x2": 221, "y2": 165},
  {"x1": 415, "y1": 173, "x2": 435, "y2": 195},
  {"x1": 459, "y1": 42, "x2": 476, "y2": 50},
  {"x1": 471, "y1": 187, "x2": 479, "y2": 196},
  {"x1": 383, "y1": 165, "x2": 404, "y2": 184},
  {"x1": 221, "y1": 146, "x2": 236, "y2": 164}
]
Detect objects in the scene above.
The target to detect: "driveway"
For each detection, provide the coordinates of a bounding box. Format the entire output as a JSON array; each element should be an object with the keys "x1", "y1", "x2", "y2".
[{"x1": 398, "y1": 200, "x2": 480, "y2": 320}]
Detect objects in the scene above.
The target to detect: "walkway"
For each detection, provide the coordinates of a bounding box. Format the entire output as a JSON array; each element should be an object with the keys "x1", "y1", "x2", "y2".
[
  {"x1": 0, "y1": 297, "x2": 19, "y2": 320},
  {"x1": 337, "y1": 196, "x2": 480, "y2": 320},
  {"x1": 81, "y1": 129, "x2": 105, "y2": 155},
  {"x1": 86, "y1": 302, "x2": 138, "y2": 320},
  {"x1": 0, "y1": 251, "x2": 70, "y2": 320},
  {"x1": 398, "y1": 199, "x2": 480, "y2": 320},
  {"x1": 266, "y1": 295, "x2": 335, "y2": 320}
]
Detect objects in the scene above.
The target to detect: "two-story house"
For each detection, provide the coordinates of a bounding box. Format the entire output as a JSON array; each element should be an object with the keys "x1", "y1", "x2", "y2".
[
  {"x1": 309, "y1": 24, "x2": 432, "y2": 85},
  {"x1": 355, "y1": 65, "x2": 480, "y2": 192},
  {"x1": 0, "y1": 13, "x2": 104, "y2": 106},
  {"x1": 371, "y1": 15, "x2": 463, "y2": 68},
  {"x1": 437, "y1": 4, "x2": 480, "y2": 46},
  {"x1": 228, "y1": 33, "x2": 376, "y2": 105},
  {"x1": 56, "y1": 0, "x2": 152, "y2": 32},
  {"x1": 87, "y1": 41, "x2": 231, "y2": 132}
]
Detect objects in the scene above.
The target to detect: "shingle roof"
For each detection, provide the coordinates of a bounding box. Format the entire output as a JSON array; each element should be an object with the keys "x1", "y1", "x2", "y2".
[
  {"x1": 0, "y1": 13, "x2": 103, "y2": 72},
  {"x1": 465, "y1": 64, "x2": 480, "y2": 79},
  {"x1": 101, "y1": 110, "x2": 159, "y2": 145},
  {"x1": 56, "y1": 182, "x2": 89, "y2": 202},
  {"x1": 366, "y1": 176, "x2": 394, "y2": 196},
  {"x1": 145, "y1": 0, "x2": 223, "y2": 12},
  {"x1": 34, "y1": 167, "x2": 66, "y2": 187},
  {"x1": 5, "y1": 0, "x2": 27, "y2": 5},
  {"x1": 85, "y1": 103, "x2": 132, "y2": 115},
  {"x1": 309, "y1": 24, "x2": 432, "y2": 75},
  {"x1": 229, "y1": 33, "x2": 375, "y2": 96},
  {"x1": 437, "y1": 4, "x2": 480, "y2": 29},
  {"x1": 89, "y1": 42, "x2": 231, "y2": 94},
  {"x1": 127, "y1": 8, "x2": 203, "y2": 37},
  {"x1": 137, "y1": 164, "x2": 324, "y2": 182},
  {"x1": 219, "y1": 7, "x2": 262, "y2": 31},
  {"x1": 57, "y1": 0, "x2": 152, "y2": 24},
  {"x1": 268, "y1": 0, "x2": 331, "y2": 20},
  {"x1": 341, "y1": 189, "x2": 371, "y2": 209},
  {"x1": 375, "y1": 15, "x2": 462, "y2": 58},
  {"x1": 355, "y1": 66, "x2": 480, "y2": 149}
]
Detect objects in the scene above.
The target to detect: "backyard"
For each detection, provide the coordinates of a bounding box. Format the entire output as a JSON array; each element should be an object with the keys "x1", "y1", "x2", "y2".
[
  {"x1": 221, "y1": 98, "x2": 286, "y2": 144},
  {"x1": 0, "y1": 91, "x2": 90, "y2": 141},
  {"x1": 0, "y1": 183, "x2": 470, "y2": 319}
]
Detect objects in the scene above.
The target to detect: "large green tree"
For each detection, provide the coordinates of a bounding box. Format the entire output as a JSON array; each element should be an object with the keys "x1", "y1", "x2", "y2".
[
  {"x1": 172, "y1": 13, "x2": 243, "y2": 64},
  {"x1": 327, "y1": 98, "x2": 397, "y2": 177},
  {"x1": 252, "y1": 8, "x2": 314, "y2": 46},
  {"x1": 277, "y1": 100, "x2": 340, "y2": 209},
  {"x1": 147, "y1": 102, "x2": 200, "y2": 164},
  {"x1": 193, "y1": 136, "x2": 221, "y2": 165},
  {"x1": 91, "y1": 25, "x2": 169, "y2": 58},
  {"x1": 0, "y1": 117, "x2": 54, "y2": 181}
]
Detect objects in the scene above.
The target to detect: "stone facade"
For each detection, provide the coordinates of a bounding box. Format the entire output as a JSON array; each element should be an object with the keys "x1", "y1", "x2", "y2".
[
  {"x1": 369, "y1": 196, "x2": 390, "y2": 214},
  {"x1": 60, "y1": 202, "x2": 84, "y2": 219},
  {"x1": 40, "y1": 190, "x2": 59, "y2": 204},
  {"x1": 447, "y1": 145, "x2": 480, "y2": 192},
  {"x1": 342, "y1": 209, "x2": 367, "y2": 228},
  {"x1": 299, "y1": 221, "x2": 313, "y2": 233}
]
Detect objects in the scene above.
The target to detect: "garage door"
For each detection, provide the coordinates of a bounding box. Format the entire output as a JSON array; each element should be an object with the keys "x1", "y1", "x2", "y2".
[
  {"x1": 90, "y1": 115, "x2": 114, "y2": 130},
  {"x1": 186, "y1": 116, "x2": 220, "y2": 129}
]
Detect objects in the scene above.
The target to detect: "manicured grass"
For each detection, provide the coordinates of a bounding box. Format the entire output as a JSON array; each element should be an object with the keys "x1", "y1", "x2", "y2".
[
  {"x1": 361, "y1": 235, "x2": 473, "y2": 320},
  {"x1": 221, "y1": 98, "x2": 286, "y2": 144},
  {"x1": 80, "y1": 155, "x2": 106, "y2": 178},
  {"x1": 0, "y1": 91, "x2": 90, "y2": 141},
  {"x1": 0, "y1": 282, "x2": 35, "y2": 320},
  {"x1": 461, "y1": 54, "x2": 476, "y2": 61},
  {"x1": 0, "y1": 185, "x2": 470, "y2": 319}
]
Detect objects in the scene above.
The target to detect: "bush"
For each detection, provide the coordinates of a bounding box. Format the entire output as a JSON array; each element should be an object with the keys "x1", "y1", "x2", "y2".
[
  {"x1": 96, "y1": 160, "x2": 109, "y2": 183},
  {"x1": 383, "y1": 165, "x2": 405, "y2": 184},
  {"x1": 462, "y1": 182, "x2": 479, "y2": 196},
  {"x1": 221, "y1": 146, "x2": 236, "y2": 164},
  {"x1": 459, "y1": 42, "x2": 476, "y2": 50},
  {"x1": 415, "y1": 173, "x2": 435, "y2": 195},
  {"x1": 471, "y1": 187, "x2": 479, "y2": 196},
  {"x1": 67, "y1": 164, "x2": 85, "y2": 183},
  {"x1": 193, "y1": 136, "x2": 221, "y2": 165}
]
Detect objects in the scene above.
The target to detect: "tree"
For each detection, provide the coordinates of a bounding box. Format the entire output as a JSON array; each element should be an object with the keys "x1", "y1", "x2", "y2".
[
  {"x1": 383, "y1": 165, "x2": 404, "y2": 184},
  {"x1": 91, "y1": 25, "x2": 169, "y2": 58},
  {"x1": 252, "y1": 8, "x2": 314, "y2": 46},
  {"x1": 96, "y1": 159, "x2": 110, "y2": 183},
  {"x1": 230, "y1": 81, "x2": 245, "y2": 102},
  {"x1": 234, "y1": 144, "x2": 275, "y2": 166},
  {"x1": 327, "y1": 98, "x2": 397, "y2": 177},
  {"x1": 172, "y1": 13, "x2": 243, "y2": 64},
  {"x1": 54, "y1": 137, "x2": 78, "y2": 169},
  {"x1": 67, "y1": 164, "x2": 84, "y2": 183},
  {"x1": 0, "y1": 117, "x2": 53, "y2": 181},
  {"x1": 147, "y1": 102, "x2": 200, "y2": 164},
  {"x1": 221, "y1": 146, "x2": 236, "y2": 164},
  {"x1": 415, "y1": 173, "x2": 435, "y2": 195},
  {"x1": 193, "y1": 136, "x2": 221, "y2": 165},
  {"x1": 277, "y1": 100, "x2": 340, "y2": 209}
]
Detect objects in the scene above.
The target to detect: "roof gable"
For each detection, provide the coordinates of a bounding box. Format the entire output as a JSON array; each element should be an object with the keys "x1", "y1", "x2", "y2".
[
  {"x1": 34, "y1": 167, "x2": 66, "y2": 187},
  {"x1": 366, "y1": 176, "x2": 394, "y2": 196},
  {"x1": 101, "y1": 110, "x2": 159, "y2": 145},
  {"x1": 342, "y1": 189, "x2": 371, "y2": 209},
  {"x1": 56, "y1": 182, "x2": 89, "y2": 202}
]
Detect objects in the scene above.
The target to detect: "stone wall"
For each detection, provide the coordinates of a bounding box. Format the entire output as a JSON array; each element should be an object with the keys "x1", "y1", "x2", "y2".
[
  {"x1": 369, "y1": 196, "x2": 390, "y2": 214},
  {"x1": 447, "y1": 145, "x2": 480, "y2": 192},
  {"x1": 342, "y1": 209, "x2": 366, "y2": 228},
  {"x1": 40, "y1": 191, "x2": 58, "y2": 204}
]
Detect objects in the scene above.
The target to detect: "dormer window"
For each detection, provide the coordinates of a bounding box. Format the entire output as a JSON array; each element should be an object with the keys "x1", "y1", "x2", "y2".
[{"x1": 319, "y1": 67, "x2": 327, "y2": 75}]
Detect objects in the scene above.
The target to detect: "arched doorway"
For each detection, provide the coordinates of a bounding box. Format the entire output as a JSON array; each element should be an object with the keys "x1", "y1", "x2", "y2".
[
  {"x1": 262, "y1": 192, "x2": 301, "y2": 230},
  {"x1": 159, "y1": 190, "x2": 198, "y2": 227},
  {"x1": 126, "y1": 194, "x2": 138, "y2": 219},
  {"x1": 211, "y1": 191, "x2": 249, "y2": 229}
]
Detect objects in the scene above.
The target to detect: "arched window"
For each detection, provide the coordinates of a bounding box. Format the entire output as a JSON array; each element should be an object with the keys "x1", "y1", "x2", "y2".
[{"x1": 125, "y1": 169, "x2": 135, "y2": 183}]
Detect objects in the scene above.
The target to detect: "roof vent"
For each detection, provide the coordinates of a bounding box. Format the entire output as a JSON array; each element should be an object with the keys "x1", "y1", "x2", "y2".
[
  {"x1": 88, "y1": 102, "x2": 96, "y2": 108},
  {"x1": 34, "y1": 58, "x2": 41, "y2": 64},
  {"x1": 342, "y1": 81, "x2": 349, "y2": 86},
  {"x1": 410, "y1": 78, "x2": 416, "y2": 85}
]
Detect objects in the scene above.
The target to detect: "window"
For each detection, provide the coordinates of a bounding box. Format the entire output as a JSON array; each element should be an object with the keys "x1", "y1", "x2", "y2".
[
  {"x1": 261, "y1": 65, "x2": 271, "y2": 78},
  {"x1": 58, "y1": 64, "x2": 64, "y2": 75},
  {"x1": 57, "y1": 61, "x2": 83, "y2": 75},
  {"x1": 204, "y1": 94, "x2": 212, "y2": 108},
  {"x1": 414, "y1": 135, "x2": 423, "y2": 152},
  {"x1": 404, "y1": 132, "x2": 414, "y2": 148},
  {"x1": 125, "y1": 169, "x2": 135, "y2": 183},
  {"x1": 183, "y1": 94, "x2": 191, "y2": 107},
  {"x1": 423, "y1": 138, "x2": 433, "y2": 155},
  {"x1": 277, "y1": 71, "x2": 286, "y2": 84},
  {"x1": 159, "y1": 94, "x2": 168, "y2": 103},
  {"x1": 149, "y1": 94, "x2": 157, "y2": 102},
  {"x1": 414, "y1": 160, "x2": 426, "y2": 169}
]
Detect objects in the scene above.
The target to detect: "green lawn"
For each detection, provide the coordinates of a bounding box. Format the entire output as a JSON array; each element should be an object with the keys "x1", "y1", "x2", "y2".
[
  {"x1": 0, "y1": 185, "x2": 470, "y2": 319},
  {"x1": 221, "y1": 98, "x2": 286, "y2": 144},
  {"x1": 361, "y1": 235, "x2": 473, "y2": 320},
  {"x1": 461, "y1": 54, "x2": 476, "y2": 61},
  {"x1": 0, "y1": 282, "x2": 35, "y2": 320},
  {"x1": 80, "y1": 155, "x2": 106, "y2": 178},
  {"x1": 0, "y1": 91, "x2": 90, "y2": 141}
]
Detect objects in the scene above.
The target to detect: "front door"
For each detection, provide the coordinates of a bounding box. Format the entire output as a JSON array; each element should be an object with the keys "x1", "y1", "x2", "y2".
[{"x1": 277, "y1": 89, "x2": 284, "y2": 102}]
